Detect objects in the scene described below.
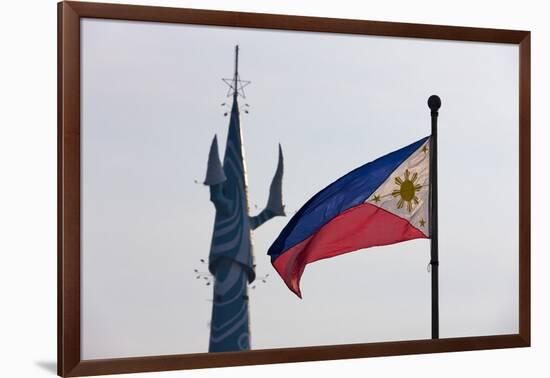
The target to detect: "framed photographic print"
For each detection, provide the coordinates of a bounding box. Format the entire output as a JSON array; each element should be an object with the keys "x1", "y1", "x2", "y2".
[{"x1": 58, "y1": 1, "x2": 530, "y2": 376}]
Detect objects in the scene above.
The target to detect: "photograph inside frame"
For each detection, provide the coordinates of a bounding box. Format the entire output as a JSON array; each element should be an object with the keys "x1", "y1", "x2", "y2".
[{"x1": 79, "y1": 18, "x2": 519, "y2": 360}]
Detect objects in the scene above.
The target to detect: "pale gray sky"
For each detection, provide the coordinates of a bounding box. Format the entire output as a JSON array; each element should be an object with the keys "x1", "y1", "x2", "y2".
[{"x1": 81, "y1": 18, "x2": 519, "y2": 359}]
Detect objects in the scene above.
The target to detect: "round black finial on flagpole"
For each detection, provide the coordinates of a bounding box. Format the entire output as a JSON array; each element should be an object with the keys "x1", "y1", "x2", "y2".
[{"x1": 428, "y1": 95, "x2": 441, "y2": 115}]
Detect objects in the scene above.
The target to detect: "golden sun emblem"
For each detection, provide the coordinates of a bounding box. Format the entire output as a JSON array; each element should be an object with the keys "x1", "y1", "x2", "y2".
[{"x1": 392, "y1": 169, "x2": 422, "y2": 212}]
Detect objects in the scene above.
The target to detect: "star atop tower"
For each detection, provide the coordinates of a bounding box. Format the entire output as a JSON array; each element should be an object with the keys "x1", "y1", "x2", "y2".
[{"x1": 222, "y1": 45, "x2": 251, "y2": 99}]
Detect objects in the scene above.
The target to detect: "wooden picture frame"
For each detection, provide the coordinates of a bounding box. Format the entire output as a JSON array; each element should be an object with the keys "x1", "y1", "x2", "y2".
[{"x1": 58, "y1": 1, "x2": 530, "y2": 376}]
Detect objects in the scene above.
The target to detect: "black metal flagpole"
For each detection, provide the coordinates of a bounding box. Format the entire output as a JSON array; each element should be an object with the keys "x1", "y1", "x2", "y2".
[{"x1": 428, "y1": 95, "x2": 441, "y2": 339}]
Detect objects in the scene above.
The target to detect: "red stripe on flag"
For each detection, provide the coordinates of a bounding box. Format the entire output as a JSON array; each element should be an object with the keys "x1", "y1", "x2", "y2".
[{"x1": 272, "y1": 202, "x2": 428, "y2": 298}]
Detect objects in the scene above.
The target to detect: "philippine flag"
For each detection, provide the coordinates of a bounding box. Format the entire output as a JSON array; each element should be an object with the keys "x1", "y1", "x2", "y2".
[{"x1": 268, "y1": 137, "x2": 431, "y2": 298}]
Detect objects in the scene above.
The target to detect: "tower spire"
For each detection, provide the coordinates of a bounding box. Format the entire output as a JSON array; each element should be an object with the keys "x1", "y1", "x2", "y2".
[
  {"x1": 205, "y1": 46, "x2": 286, "y2": 352},
  {"x1": 222, "y1": 45, "x2": 250, "y2": 99},
  {"x1": 233, "y1": 45, "x2": 239, "y2": 101}
]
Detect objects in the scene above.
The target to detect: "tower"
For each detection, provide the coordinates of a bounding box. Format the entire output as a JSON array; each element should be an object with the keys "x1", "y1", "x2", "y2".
[{"x1": 204, "y1": 46, "x2": 285, "y2": 352}]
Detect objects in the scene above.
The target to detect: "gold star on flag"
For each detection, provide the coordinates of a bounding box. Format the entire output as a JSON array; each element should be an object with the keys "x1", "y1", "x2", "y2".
[
  {"x1": 372, "y1": 194, "x2": 381, "y2": 203},
  {"x1": 422, "y1": 145, "x2": 428, "y2": 154},
  {"x1": 419, "y1": 218, "x2": 426, "y2": 227}
]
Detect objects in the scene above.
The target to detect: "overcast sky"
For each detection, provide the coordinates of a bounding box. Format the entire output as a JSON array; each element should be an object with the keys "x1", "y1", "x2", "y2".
[{"x1": 81, "y1": 18, "x2": 519, "y2": 359}]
